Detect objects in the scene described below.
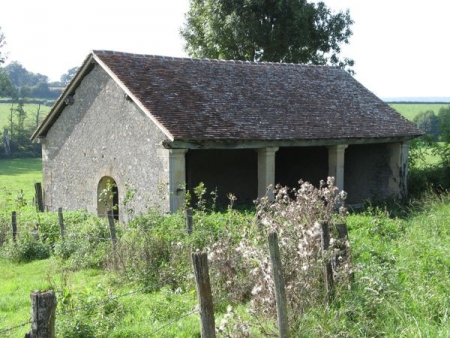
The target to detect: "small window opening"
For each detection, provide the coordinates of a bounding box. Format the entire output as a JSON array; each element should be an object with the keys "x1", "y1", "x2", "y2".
[{"x1": 97, "y1": 176, "x2": 119, "y2": 220}]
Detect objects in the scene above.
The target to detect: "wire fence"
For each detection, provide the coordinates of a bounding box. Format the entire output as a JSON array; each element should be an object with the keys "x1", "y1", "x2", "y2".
[
  {"x1": 0, "y1": 283, "x2": 200, "y2": 337},
  {"x1": 0, "y1": 208, "x2": 347, "y2": 336}
]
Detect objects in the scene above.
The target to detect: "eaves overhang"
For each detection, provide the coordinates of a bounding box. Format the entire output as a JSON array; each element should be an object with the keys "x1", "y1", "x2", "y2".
[{"x1": 162, "y1": 135, "x2": 421, "y2": 150}]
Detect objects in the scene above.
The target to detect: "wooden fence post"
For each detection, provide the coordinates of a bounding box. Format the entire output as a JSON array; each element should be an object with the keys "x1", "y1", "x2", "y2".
[
  {"x1": 321, "y1": 222, "x2": 334, "y2": 303},
  {"x1": 11, "y1": 211, "x2": 17, "y2": 242},
  {"x1": 34, "y1": 183, "x2": 44, "y2": 212},
  {"x1": 25, "y1": 290, "x2": 57, "y2": 338},
  {"x1": 268, "y1": 232, "x2": 289, "y2": 338},
  {"x1": 185, "y1": 208, "x2": 193, "y2": 235},
  {"x1": 334, "y1": 222, "x2": 353, "y2": 282},
  {"x1": 335, "y1": 223, "x2": 349, "y2": 265},
  {"x1": 58, "y1": 208, "x2": 64, "y2": 240},
  {"x1": 107, "y1": 210, "x2": 117, "y2": 251},
  {"x1": 192, "y1": 252, "x2": 216, "y2": 338}
]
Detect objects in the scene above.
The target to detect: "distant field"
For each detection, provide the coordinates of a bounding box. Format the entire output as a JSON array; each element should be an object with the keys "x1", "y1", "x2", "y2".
[
  {"x1": 389, "y1": 103, "x2": 450, "y2": 121},
  {"x1": 0, "y1": 102, "x2": 51, "y2": 131},
  {"x1": 0, "y1": 158, "x2": 42, "y2": 207},
  {"x1": 1, "y1": 101, "x2": 449, "y2": 129}
]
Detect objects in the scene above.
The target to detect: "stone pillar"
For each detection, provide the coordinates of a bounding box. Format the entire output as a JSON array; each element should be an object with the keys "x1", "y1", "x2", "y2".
[
  {"x1": 389, "y1": 142, "x2": 409, "y2": 199},
  {"x1": 257, "y1": 147, "x2": 279, "y2": 200},
  {"x1": 328, "y1": 144, "x2": 348, "y2": 191},
  {"x1": 158, "y1": 148, "x2": 188, "y2": 212}
]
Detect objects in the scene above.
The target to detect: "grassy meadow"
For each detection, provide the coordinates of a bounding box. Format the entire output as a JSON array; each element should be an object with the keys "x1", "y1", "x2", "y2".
[
  {"x1": 1, "y1": 157, "x2": 450, "y2": 336},
  {"x1": 389, "y1": 102, "x2": 450, "y2": 121},
  {"x1": 1, "y1": 102, "x2": 450, "y2": 336},
  {"x1": 0, "y1": 158, "x2": 42, "y2": 204},
  {"x1": 0, "y1": 102, "x2": 51, "y2": 132},
  {"x1": 0, "y1": 101, "x2": 449, "y2": 132}
]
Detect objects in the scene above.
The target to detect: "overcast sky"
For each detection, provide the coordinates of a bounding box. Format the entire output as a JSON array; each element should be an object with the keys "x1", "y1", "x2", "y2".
[{"x1": 1, "y1": 0, "x2": 449, "y2": 99}]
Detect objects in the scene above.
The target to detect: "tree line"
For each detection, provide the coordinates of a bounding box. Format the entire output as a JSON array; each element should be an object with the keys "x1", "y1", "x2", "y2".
[
  {"x1": 0, "y1": 62, "x2": 78, "y2": 103},
  {"x1": 413, "y1": 107, "x2": 450, "y2": 143},
  {"x1": 1, "y1": 0, "x2": 355, "y2": 158}
]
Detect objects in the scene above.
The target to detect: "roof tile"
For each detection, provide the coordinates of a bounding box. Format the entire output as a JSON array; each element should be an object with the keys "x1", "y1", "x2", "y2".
[{"x1": 92, "y1": 50, "x2": 422, "y2": 141}]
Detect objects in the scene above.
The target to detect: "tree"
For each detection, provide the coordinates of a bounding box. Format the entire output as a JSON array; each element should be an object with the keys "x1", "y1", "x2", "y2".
[
  {"x1": 413, "y1": 110, "x2": 440, "y2": 142},
  {"x1": 0, "y1": 27, "x2": 15, "y2": 98},
  {"x1": 4, "y1": 61, "x2": 29, "y2": 88},
  {"x1": 0, "y1": 68, "x2": 16, "y2": 97},
  {"x1": 60, "y1": 67, "x2": 79, "y2": 86},
  {"x1": 438, "y1": 106, "x2": 450, "y2": 143},
  {"x1": 181, "y1": 0, "x2": 354, "y2": 69},
  {"x1": 0, "y1": 26, "x2": 6, "y2": 65}
]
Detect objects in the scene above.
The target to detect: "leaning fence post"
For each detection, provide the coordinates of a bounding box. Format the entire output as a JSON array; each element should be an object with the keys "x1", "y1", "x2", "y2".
[
  {"x1": 11, "y1": 211, "x2": 17, "y2": 242},
  {"x1": 321, "y1": 222, "x2": 334, "y2": 303},
  {"x1": 25, "y1": 290, "x2": 57, "y2": 338},
  {"x1": 34, "y1": 182, "x2": 44, "y2": 212},
  {"x1": 58, "y1": 207, "x2": 65, "y2": 240},
  {"x1": 268, "y1": 232, "x2": 289, "y2": 338},
  {"x1": 185, "y1": 208, "x2": 193, "y2": 235},
  {"x1": 192, "y1": 252, "x2": 216, "y2": 338}
]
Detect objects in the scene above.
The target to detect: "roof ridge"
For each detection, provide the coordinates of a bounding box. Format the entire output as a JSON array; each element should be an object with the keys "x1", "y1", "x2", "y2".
[{"x1": 91, "y1": 49, "x2": 340, "y2": 70}]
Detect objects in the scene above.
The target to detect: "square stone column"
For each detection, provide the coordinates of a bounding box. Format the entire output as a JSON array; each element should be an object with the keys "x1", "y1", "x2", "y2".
[
  {"x1": 257, "y1": 147, "x2": 279, "y2": 200},
  {"x1": 328, "y1": 144, "x2": 348, "y2": 191},
  {"x1": 389, "y1": 142, "x2": 409, "y2": 199},
  {"x1": 157, "y1": 148, "x2": 188, "y2": 212}
]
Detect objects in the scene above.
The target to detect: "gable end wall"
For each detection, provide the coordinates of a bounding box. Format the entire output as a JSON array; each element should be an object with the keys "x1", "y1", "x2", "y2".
[{"x1": 41, "y1": 65, "x2": 168, "y2": 219}]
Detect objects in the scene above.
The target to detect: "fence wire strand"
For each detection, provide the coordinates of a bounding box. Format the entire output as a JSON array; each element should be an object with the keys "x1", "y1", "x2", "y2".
[
  {"x1": 0, "y1": 319, "x2": 31, "y2": 335},
  {"x1": 144, "y1": 309, "x2": 199, "y2": 337},
  {"x1": 56, "y1": 284, "x2": 155, "y2": 317}
]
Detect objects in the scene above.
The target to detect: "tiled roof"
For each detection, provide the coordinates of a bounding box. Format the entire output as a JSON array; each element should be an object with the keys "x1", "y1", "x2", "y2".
[{"x1": 36, "y1": 50, "x2": 423, "y2": 142}]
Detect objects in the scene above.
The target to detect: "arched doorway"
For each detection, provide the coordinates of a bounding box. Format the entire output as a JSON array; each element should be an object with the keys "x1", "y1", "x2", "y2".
[{"x1": 97, "y1": 176, "x2": 119, "y2": 220}]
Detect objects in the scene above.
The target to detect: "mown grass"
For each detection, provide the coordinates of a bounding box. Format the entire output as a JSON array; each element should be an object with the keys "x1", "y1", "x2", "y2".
[
  {"x1": 390, "y1": 103, "x2": 450, "y2": 121},
  {"x1": 0, "y1": 158, "x2": 42, "y2": 210},
  {"x1": 0, "y1": 102, "x2": 51, "y2": 131}
]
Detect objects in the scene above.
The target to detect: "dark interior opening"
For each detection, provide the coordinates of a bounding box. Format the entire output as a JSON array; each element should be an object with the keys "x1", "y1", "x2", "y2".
[
  {"x1": 275, "y1": 146, "x2": 328, "y2": 189},
  {"x1": 186, "y1": 149, "x2": 258, "y2": 208}
]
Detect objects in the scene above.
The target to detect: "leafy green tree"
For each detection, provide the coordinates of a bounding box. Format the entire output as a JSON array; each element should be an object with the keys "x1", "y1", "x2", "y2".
[
  {"x1": 181, "y1": 0, "x2": 354, "y2": 69},
  {"x1": 4, "y1": 61, "x2": 30, "y2": 89},
  {"x1": 0, "y1": 26, "x2": 6, "y2": 65},
  {"x1": 438, "y1": 106, "x2": 450, "y2": 143},
  {"x1": 0, "y1": 27, "x2": 15, "y2": 98},
  {"x1": 413, "y1": 110, "x2": 440, "y2": 142},
  {"x1": 0, "y1": 68, "x2": 16, "y2": 97},
  {"x1": 60, "y1": 66, "x2": 79, "y2": 86}
]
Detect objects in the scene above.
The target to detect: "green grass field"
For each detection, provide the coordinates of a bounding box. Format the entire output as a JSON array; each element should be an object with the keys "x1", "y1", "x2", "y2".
[
  {"x1": 1, "y1": 96, "x2": 450, "y2": 335},
  {"x1": 389, "y1": 103, "x2": 450, "y2": 121},
  {"x1": 1, "y1": 101, "x2": 450, "y2": 132},
  {"x1": 1, "y1": 167, "x2": 450, "y2": 336},
  {"x1": 0, "y1": 158, "x2": 42, "y2": 209},
  {"x1": 0, "y1": 102, "x2": 51, "y2": 132}
]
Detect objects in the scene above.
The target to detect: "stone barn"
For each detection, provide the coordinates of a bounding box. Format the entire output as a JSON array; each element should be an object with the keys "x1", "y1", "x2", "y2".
[{"x1": 31, "y1": 50, "x2": 422, "y2": 222}]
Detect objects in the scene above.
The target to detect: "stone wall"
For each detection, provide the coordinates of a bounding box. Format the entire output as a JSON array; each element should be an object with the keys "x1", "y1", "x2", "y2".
[
  {"x1": 344, "y1": 143, "x2": 391, "y2": 204},
  {"x1": 41, "y1": 65, "x2": 168, "y2": 221}
]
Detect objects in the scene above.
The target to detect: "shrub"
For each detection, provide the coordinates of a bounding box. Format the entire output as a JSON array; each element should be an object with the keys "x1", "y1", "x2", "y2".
[
  {"x1": 1, "y1": 231, "x2": 51, "y2": 262},
  {"x1": 54, "y1": 216, "x2": 113, "y2": 270},
  {"x1": 208, "y1": 177, "x2": 352, "y2": 335}
]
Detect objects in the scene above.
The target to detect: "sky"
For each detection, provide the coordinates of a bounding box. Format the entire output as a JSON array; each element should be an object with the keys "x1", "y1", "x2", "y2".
[{"x1": 1, "y1": 0, "x2": 449, "y2": 99}]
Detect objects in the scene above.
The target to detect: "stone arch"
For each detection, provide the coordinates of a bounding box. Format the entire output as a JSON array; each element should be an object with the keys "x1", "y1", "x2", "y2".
[
  {"x1": 93, "y1": 166, "x2": 125, "y2": 221},
  {"x1": 97, "y1": 176, "x2": 119, "y2": 220}
]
